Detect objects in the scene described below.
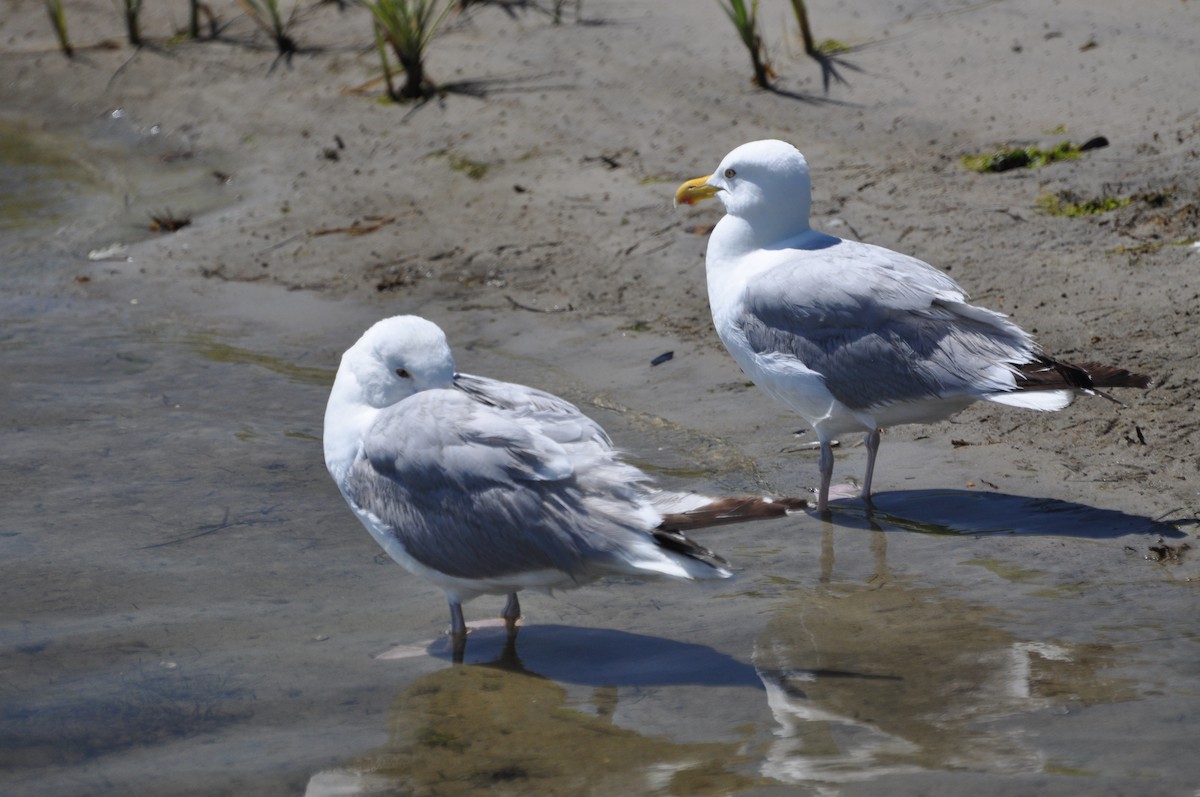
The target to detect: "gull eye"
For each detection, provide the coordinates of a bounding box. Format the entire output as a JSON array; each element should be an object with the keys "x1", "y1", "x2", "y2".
[
  {"x1": 723, "y1": 167, "x2": 736, "y2": 179},
  {"x1": 395, "y1": 368, "x2": 411, "y2": 379}
]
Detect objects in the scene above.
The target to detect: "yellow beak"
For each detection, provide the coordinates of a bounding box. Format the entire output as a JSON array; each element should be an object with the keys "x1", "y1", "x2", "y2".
[{"x1": 674, "y1": 175, "x2": 720, "y2": 206}]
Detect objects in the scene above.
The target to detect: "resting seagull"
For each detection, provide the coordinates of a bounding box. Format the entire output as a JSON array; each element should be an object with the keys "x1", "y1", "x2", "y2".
[
  {"x1": 323, "y1": 315, "x2": 807, "y2": 655},
  {"x1": 675, "y1": 140, "x2": 1150, "y2": 512}
]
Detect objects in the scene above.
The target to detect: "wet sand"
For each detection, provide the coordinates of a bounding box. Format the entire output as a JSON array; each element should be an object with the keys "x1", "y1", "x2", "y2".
[{"x1": 2, "y1": 0, "x2": 1198, "y2": 794}]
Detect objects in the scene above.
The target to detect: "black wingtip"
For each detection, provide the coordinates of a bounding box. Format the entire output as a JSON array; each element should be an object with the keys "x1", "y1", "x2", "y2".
[
  {"x1": 650, "y1": 527, "x2": 731, "y2": 570},
  {"x1": 1016, "y1": 357, "x2": 1151, "y2": 392}
]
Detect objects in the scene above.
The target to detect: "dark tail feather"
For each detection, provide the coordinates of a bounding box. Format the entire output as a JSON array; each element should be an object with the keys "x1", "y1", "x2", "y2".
[
  {"x1": 1014, "y1": 356, "x2": 1151, "y2": 392},
  {"x1": 1074, "y1": 361, "x2": 1152, "y2": 389},
  {"x1": 657, "y1": 495, "x2": 810, "y2": 533},
  {"x1": 650, "y1": 527, "x2": 731, "y2": 570}
]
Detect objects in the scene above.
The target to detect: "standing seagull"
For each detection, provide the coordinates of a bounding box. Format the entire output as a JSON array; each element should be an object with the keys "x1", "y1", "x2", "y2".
[
  {"x1": 323, "y1": 315, "x2": 806, "y2": 656},
  {"x1": 675, "y1": 140, "x2": 1149, "y2": 512}
]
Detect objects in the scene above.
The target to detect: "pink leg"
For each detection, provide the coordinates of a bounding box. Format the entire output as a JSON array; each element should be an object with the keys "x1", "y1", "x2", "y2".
[
  {"x1": 860, "y1": 428, "x2": 881, "y2": 506},
  {"x1": 448, "y1": 598, "x2": 468, "y2": 662},
  {"x1": 816, "y1": 437, "x2": 835, "y2": 512},
  {"x1": 501, "y1": 592, "x2": 521, "y2": 638}
]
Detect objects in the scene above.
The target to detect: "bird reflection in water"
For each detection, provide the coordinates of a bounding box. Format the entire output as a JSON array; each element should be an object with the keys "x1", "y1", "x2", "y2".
[
  {"x1": 753, "y1": 522, "x2": 1136, "y2": 784},
  {"x1": 306, "y1": 633, "x2": 761, "y2": 797}
]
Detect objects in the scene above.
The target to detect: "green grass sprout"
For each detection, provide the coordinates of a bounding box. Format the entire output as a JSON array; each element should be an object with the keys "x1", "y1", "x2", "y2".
[
  {"x1": 789, "y1": 0, "x2": 852, "y2": 90},
  {"x1": 235, "y1": 0, "x2": 299, "y2": 63},
  {"x1": 550, "y1": 0, "x2": 582, "y2": 24},
  {"x1": 364, "y1": 0, "x2": 454, "y2": 101},
  {"x1": 718, "y1": 0, "x2": 773, "y2": 88},
  {"x1": 43, "y1": 0, "x2": 73, "y2": 57},
  {"x1": 122, "y1": 0, "x2": 144, "y2": 47},
  {"x1": 189, "y1": 0, "x2": 219, "y2": 38}
]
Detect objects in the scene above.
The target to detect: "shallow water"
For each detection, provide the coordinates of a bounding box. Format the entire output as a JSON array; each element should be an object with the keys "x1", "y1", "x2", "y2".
[
  {"x1": 2, "y1": 119, "x2": 1198, "y2": 797},
  {"x1": 0, "y1": 112, "x2": 233, "y2": 281}
]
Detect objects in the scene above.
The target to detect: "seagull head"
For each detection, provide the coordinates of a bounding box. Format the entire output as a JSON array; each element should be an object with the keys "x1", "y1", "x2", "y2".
[
  {"x1": 675, "y1": 140, "x2": 813, "y2": 241},
  {"x1": 341, "y1": 315, "x2": 456, "y2": 408},
  {"x1": 324, "y1": 315, "x2": 456, "y2": 482}
]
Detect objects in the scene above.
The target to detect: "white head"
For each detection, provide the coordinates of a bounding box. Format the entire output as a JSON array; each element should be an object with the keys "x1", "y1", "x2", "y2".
[
  {"x1": 340, "y1": 315, "x2": 456, "y2": 406},
  {"x1": 323, "y1": 315, "x2": 456, "y2": 479},
  {"x1": 676, "y1": 140, "x2": 813, "y2": 247}
]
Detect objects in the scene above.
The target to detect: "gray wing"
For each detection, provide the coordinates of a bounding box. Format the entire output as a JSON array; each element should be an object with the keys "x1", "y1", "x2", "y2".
[
  {"x1": 341, "y1": 389, "x2": 652, "y2": 581},
  {"x1": 737, "y1": 240, "x2": 1039, "y2": 411},
  {"x1": 453, "y1": 372, "x2": 615, "y2": 448}
]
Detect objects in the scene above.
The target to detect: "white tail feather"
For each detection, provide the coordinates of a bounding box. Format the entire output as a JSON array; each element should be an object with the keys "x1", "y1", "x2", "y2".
[{"x1": 984, "y1": 389, "x2": 1074, "y2": 411}]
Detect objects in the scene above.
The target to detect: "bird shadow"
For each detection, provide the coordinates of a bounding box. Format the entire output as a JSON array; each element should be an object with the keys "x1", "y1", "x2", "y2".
[
  {"x1": 824, "y1": 489, "x2": 1190, "y2": 539},
  {"x1": 762, "y1": 83, "x2": 863, "y2": 107},
  {"x1": 425, "y1": 624, "x2": 764, "y2": 690}
]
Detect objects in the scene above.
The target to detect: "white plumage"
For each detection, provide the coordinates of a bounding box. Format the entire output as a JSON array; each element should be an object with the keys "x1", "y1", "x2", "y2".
[
  {"x1": 676, "y1": 140, "x2": 1148, "y2": 511},
  {"x1": 323, "y1": 315, "x2": 804, "y2": 654}
]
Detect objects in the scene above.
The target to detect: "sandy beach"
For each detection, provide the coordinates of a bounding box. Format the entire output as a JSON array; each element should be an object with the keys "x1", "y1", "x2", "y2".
[{"x1": 2, "y1": 0, "x2": 1198, "y2": 794}]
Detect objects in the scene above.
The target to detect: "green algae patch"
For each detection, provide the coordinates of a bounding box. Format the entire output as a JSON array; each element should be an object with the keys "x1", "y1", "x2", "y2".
[
  {"x1": 0, "y1": 120, "x2": 101, "y2": 230},
  {"x1": 423, "y1": 149, "x2": 491, "y2": 180},
  {"x1": 962, "y1": 557, "x2": 1046, "y2": 584},
  {"x1": 186, "y1": 336, "x2": 334, "y2": 387},
  {"x1": 1110, "y1": 238, "x2": 1198, "y2": 257},
  {"x1": 1037, "y1": 192, "x2": 1131, "y2": 217},
  {"x1": 448, "y1": 152, "x2": 489, "y2": 180},
  {"x1": 962, "y1": 138, "x2": 1106, "y2": 173},
  {"x1": 1041, "y1": 186, "x2": 1179, "y2": 219}
]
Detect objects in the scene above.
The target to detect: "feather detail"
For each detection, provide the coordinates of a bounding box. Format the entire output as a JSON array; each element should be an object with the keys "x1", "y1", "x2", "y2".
[
  {"x1": 658, "y1": 495, "x2": 810, "y2": 532},
  {"x1": 1013, "y1": 356, "x2": 1151, "y2": 392}
]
